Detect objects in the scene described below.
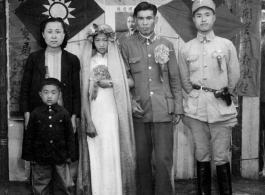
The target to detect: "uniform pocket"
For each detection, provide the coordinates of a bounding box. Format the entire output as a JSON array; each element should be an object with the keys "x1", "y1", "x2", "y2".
[
  {"x1": 187, "y1": 55, "x2": 199, "y2": 73},
  {"x1": 184, "y1": 90, "x2": 200, "y2": 115},
  {"x1": 165, "y1": 92, "x2": 175, "y2": 114},
  {"x1": 217, "y1": 99, "x2": 237, "y2": 116},
  {"x1": 129, "y1": 57, "x2": 141, "y2": 74}
]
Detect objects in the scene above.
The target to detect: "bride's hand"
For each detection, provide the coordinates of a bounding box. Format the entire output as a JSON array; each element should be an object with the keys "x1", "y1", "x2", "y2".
[
  {"x1": 97, "y1": 80, "x2": 112, "y2": 88},
  {"x1": 86, "y1": 122, "x2": 97, "y2": 138}
]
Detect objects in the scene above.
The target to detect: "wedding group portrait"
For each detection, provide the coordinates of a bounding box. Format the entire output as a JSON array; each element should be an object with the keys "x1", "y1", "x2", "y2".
[{"x1": 0, "y1": 0, "x2": 265, "y2": 195}]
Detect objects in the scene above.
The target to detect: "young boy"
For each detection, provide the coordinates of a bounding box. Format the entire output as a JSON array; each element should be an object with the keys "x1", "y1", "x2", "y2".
[{"x1": 21, "y1": 78, "x2": 75, "y2": 195}]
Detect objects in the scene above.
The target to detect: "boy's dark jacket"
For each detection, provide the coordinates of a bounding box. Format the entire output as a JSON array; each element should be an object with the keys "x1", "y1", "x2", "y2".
[
  {"x1": 21, "y1": 103, "x2": 76, "y2": 164},
  {"x1": 19, "y1": 49, "x2": 81, "y2": 117}
]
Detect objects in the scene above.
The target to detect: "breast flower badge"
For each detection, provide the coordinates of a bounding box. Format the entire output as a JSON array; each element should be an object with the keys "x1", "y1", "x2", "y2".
[
  {"x1": 212, "y1": 50, "x2": 224, "y2": 71},
  {"x1": 154, "y1": 44, "x2": 170, "y2": 82}
]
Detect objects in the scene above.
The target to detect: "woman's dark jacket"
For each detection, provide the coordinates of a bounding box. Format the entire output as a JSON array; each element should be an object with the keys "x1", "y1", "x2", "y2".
[{"x1": 19, "y1": 49, "x2": 81, "y2": 117}]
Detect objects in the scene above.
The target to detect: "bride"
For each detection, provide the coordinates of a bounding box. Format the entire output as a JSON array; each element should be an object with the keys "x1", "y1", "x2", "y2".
[{"x1": 77, "y1": 24, "x2": 137, "y2": 195}]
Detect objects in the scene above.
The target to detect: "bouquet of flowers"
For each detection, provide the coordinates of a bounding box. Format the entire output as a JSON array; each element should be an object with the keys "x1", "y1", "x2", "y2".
[
  {"x1": 154, "y1": 44, "x2": 170, "y2": 82},
  {"x1": 90, "y1": 65, "x2": 111, "y2": 100},
  {"x1": 91, "y1": 65, "x2": 111, "y2": 81}
]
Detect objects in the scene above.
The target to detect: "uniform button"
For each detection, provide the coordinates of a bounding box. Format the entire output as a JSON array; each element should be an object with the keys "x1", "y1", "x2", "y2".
[
  {"x1": 149, "y1": 79, "x2": 152, "y2": 82},
  {"x1": 149, "y1": 66, "x2": 152, "y2": 69},
  {"x1": 204, "y1": 77, "x2": 207, "y2": 80},
  {"x1": 150, "y1": 92, "x2": 153, "y2": 95},
  {"x1": 148, "y1": 54, "x2": 151, "y2": 57},
  {"x1": 49, "y1": 125, "x2": 52, "y2": 128},
  {"x1": 147, "y1": 42, "x2": 149, "y2": 45},
  {"x1": 50, "y1": 140, "x2": 53, "y2": 143},
  {"x1": 49, "y1": 116, "x2": 52, "y2": 119},
  {"x1": 64, "y1": 83, "x2": 66, "y2": 86},
  {"x1": 204, "y1": 64, "x2": 207, "y2": 67},
  {"x1": 49, "y1": 109, "x2": 52, "y2": 112},
  {"x1": 203, "y1": 52, "x2": 207, "y2": 55}
]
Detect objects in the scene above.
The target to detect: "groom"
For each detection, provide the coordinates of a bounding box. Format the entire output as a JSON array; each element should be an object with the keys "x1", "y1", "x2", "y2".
[{"x1": 120, "y1": 2, "x2": 183, "y2": 195}]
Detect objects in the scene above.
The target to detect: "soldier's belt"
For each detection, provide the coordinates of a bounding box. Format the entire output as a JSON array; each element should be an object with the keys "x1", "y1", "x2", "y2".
[{"x1": 192, "y1": 84, "x2": 217, "y2": 93}]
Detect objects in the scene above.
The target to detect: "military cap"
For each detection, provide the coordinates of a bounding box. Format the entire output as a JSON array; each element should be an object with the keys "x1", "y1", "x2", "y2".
[{"x1": 192, "y1": 0, "x2": 216, "y2": 14}]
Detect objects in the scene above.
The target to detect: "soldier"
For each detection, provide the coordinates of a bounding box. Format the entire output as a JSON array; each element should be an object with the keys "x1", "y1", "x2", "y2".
[{"x1": 179, "y1": 0, "x2": 240, "y2": 194}]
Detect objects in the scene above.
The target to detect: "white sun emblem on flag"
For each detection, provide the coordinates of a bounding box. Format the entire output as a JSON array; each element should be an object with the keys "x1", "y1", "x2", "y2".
[{"x1": 43, "y1": 0, "x2": 75, "y2": 25}]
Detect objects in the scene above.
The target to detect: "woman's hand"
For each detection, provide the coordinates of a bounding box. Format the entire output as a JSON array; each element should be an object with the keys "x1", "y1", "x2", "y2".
[
  {"x1": 97, "y1": 80, "x2": 112, "y2": 88},
  {"x1": 71, "y1": 114, "x2": 77, "y2": 133},
  {"x1": 172, "y1": 114, "x2": 183, "y2": 125},
  {"x1": 24, "y1": 112, "x2": 30, "y2": 130},
  {"x1": 86, "y1": 123, "x2": 97, "y2": 138},
  {"x1": 127, "y1": 74, "x2": 134, "y2": 88}
]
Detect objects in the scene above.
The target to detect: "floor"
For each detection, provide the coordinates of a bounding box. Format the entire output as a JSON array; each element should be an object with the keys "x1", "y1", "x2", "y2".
[{"x1": 0, "y1": 177, "x2": 265, "y2": 195}]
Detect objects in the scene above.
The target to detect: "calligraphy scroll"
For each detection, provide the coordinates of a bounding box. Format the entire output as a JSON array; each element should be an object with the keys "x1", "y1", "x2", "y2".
[
  {"x1": 9, "y1": 0, "x2": 40, "y2": 118},
  {"x1": 234, "y1": 0, "x2": 261, "y2": 96}
]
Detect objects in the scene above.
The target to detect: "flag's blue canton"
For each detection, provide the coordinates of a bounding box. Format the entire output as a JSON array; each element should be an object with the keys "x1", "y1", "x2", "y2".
[{"x1": 14, "y1": 0, "x2": 104, "y2": 41}]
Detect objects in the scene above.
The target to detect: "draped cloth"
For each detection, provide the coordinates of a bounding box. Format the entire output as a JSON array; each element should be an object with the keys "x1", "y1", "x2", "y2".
[{"x1": 77, "y1": 33, "x2": 137, "y2": 194}]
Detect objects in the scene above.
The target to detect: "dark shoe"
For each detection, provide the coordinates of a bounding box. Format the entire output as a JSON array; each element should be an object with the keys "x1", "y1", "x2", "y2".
[
  {"x1": 216, "y1": 163, "x2": 232, "y2": 195},
  {"x1": 197, "y1": 161, "x2": 211, "y2": 195}
]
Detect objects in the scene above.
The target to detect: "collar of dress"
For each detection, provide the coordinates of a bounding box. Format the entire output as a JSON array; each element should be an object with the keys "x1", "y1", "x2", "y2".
[
  {"x1": 95, "y1": 52, "x2": 108, "y2": 58},
  {"x1": 46, "y1": 46, "x2": 62, "y2": 54}
]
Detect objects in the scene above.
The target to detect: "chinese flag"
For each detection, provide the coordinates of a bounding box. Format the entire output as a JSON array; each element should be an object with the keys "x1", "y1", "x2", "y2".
[
  {"x1": 158, "y1": 0, "x2": 244, "y2": 42},
  {"x1": 14, "y1": 0, "x2": 104, "y2": 41}
]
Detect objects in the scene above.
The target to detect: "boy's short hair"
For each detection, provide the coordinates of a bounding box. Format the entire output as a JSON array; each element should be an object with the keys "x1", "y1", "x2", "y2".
[
  {"x1": 40, "y1": 78, "x2": 62, "y2": 91},
  {"x1": 133, "y1": 2, "x2": 157, "y2": 18}
]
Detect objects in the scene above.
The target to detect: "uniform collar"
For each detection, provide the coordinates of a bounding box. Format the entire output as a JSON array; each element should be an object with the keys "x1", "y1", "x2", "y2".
[
  {"x1": 40, "y1": 103, "x2": 60, "y2": 112},
  {"x1": 138, "y1": 31, "x2": 157, "y2": 43},
  {"x1": 196, "y1": 30, "x2": 215, "y2": 43}
]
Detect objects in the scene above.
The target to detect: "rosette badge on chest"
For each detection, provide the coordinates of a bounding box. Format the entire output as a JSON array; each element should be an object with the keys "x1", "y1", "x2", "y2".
[{"x1": 154, "y1": 44, "x2": 171, "y2": 82}]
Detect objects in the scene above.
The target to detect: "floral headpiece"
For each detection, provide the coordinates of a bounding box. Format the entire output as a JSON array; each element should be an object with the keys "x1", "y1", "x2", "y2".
[{"x1": 87, "y1": 24, "x2": 116, "y2": 42}]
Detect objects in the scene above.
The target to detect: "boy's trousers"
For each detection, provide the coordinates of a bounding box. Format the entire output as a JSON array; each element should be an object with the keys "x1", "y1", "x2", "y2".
[{"x1": 32, "y1": 163, "x2": 70, "y2": 195}]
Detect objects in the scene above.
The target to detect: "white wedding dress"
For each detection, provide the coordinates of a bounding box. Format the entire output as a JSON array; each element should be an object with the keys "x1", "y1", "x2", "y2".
[{"x1": 87, "y1": 52, "x2": 122, "y2": 195}]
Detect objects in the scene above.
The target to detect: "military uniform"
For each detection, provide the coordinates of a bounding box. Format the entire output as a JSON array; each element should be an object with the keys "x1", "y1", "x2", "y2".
[{"x1": 179, "y1": 0, "x2": 240, "y2": 194}]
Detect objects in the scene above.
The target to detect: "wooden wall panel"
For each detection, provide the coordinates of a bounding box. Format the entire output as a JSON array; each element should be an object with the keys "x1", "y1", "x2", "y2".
[
  {"x1": 0, "y1": 0, "x2": 9, "y2": 181},
  {"x1": 241, "y1": 97, "x2": 260, "y2": 179},
  {"x1": 8, "y1": 120, "x2": 30, "y2": 181},
  {"x1": 175, "y1": 122, "x2": 195, "y2": 179},
  {"x1": 242, "y1": 160, "x2": 259, "y2": 179}
]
